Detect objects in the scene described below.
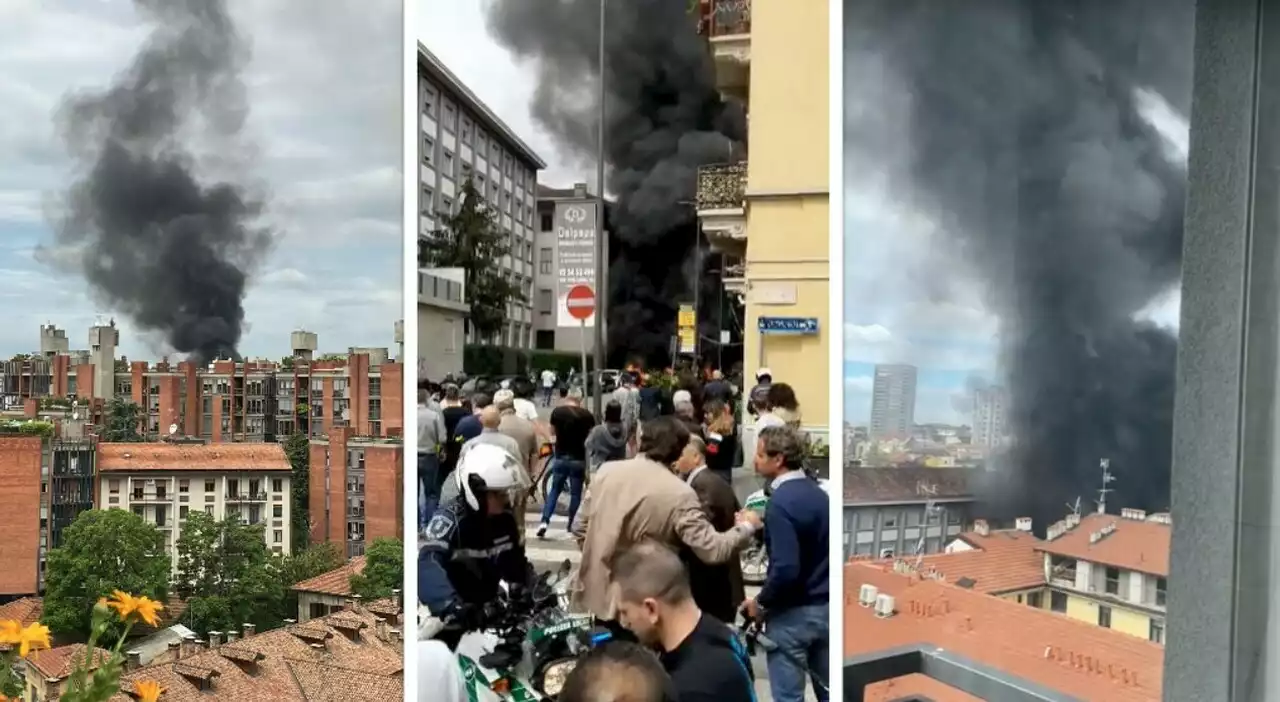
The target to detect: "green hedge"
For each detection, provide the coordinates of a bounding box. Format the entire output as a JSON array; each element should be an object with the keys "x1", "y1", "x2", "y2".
[{"x1": 463, "y1": 345, "x2": 596, "y2": 377}]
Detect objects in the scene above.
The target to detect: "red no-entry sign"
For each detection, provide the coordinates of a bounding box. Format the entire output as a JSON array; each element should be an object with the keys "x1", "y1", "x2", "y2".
[{"x1": 566, "y1": 284, "x2": 596, "y2": 321}]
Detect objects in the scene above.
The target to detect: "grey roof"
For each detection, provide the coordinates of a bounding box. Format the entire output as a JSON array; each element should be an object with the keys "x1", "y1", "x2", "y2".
[{"x1": 418, "y1": 43, "x2": 547, "y2": 170}]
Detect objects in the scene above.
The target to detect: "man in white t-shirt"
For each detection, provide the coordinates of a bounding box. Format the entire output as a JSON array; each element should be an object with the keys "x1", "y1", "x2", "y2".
[{"x1": 540, "y1": 368, "x2": 557, "y2": 406}]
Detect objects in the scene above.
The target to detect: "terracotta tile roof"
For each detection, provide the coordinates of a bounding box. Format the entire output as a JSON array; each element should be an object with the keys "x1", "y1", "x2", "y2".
[
  {"x1": 97, "y1": 442, "x2": 291, "y2": 472},
  {"x1": 111, "y1": 605, "x2": 403, "y2": 702},
  {"x1": 844, "y1": 467, "x2": 976, "y2": 504},
  {"x1": 0, "y1": 597, "x2": 43, "y2": 626},
  {"x1": 28, "y1": 644, "x2": 112, "y2": 680},
  {"x1": 844, "y1": 561, "x2": 1163, "y2": 702},
  {"x1": 292, "y1": 557, "x2": 365, "y2": 596},
  {"x1": 877, "y1": 529, "x2": 1046, "y2": 594},
  {"x1": 1037, "y1": 513, "x2": 1170, "y2": 577},
  {"x1": 866, "y1": 674, "x2": 985, "y2": 701}
]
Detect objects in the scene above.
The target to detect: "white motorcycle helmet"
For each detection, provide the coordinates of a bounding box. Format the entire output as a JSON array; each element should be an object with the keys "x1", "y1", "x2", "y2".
[{"x1": 456, "y1": 443, "x2": 523, "y2": 512}]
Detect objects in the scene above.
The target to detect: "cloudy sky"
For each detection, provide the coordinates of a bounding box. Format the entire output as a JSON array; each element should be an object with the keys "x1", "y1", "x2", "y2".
[
  {"x1": 0, "y1": 0, "x2": 401, "y2": 360},
  {"x1": 418, "y1": 2, "x2": 578, "y2": 188},
  {"x1": 840, "y1": 52, "x2": 1185, "y2": 427}
]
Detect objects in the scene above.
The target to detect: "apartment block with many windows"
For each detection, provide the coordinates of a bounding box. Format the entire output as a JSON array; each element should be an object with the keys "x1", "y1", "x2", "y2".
[
  {"x1": 418, "y1": 42, "x2": 546, "y2": 349},
  {"x1": 308, "y1": 427, "x2": 402, "y2": 558},
  {"x1": 95, "y1": 442, "x2": 294, "y2": 573}
]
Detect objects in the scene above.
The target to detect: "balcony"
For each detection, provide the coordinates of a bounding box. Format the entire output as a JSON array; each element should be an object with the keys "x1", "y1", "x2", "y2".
[
  {"x1": 696, "y1": 162, "x2": 748, "y2": 256},
  {"x1": 130, "y1": 492, "x2": 171, "y2": 503},
  {"x1": 722, "y1": 263, "x2": 747, "y2": 301},
  {"x1": 225, "y1": 491, "x2": 268, "y2": 503},
  {"x1": 701, "y1": 0, "x2": 751, "y2": 95}
]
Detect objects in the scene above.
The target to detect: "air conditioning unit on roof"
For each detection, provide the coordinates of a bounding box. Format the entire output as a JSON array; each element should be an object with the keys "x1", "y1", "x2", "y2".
[
  {"x1": 874, "y1": 593, "x2": 896, "y2": 618},
  {"x1": 859, "y1": 584, "x2": 878, "y2": 607}
]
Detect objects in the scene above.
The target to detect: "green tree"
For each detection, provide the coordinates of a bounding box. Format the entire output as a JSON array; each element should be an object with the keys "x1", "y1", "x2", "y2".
[
  {"x1": 100, "y1": 396, "x2": 143, "y2": 442},
  {"x1": 283, "y1": 432, "x2": 311, "y2": 549},
  {"x1": 43, "y1": 509, "x2": 169, "y2": 644},
  {"x1": 173, "y1": 512, "x2": 283, "y2": 634},
  {"x1": 348, "y1": 538, "x2": 403, "y2": 600},
  {"x1": 277, "y1": 543, "x2": 344, "y2": 620},
  {"x1": 420, "y1": 177, "x2": 525, "y2": 339},
  {"x1": 280, "y1": 356, "x2": 295, "y2": 370},
  {"x1": 0, "y1": 660, "x2": 22, "y2": 697}
]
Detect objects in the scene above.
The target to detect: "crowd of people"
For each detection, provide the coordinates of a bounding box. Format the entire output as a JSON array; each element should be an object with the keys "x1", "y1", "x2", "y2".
[{"x1": 416, "y1": 366, "x2": 829, "y2": 702}]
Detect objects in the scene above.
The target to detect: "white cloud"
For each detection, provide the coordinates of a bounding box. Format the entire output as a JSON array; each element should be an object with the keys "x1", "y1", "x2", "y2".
[
  {"x1": 0, "y1": 0, "x2": 402, "y2": 358},
  {"x1": 845, "y1": 375, "x2": 873, "y2": 392}
]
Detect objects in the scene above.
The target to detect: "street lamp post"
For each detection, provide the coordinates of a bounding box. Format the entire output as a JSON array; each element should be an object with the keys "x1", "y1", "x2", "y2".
[{"x1": 592, "y1": 0, "x2": 607, "y2": 418}]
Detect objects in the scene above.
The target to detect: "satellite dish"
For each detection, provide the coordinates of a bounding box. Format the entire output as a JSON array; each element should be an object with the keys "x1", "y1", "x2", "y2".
[{"x1": 168, "y1": 423, "x2": 178, "y2": 436}]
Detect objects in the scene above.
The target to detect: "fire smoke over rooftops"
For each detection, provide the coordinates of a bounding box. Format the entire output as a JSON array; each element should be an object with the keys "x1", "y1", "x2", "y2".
[
  {"x1": 485, "y1": 0, "x2": 746, "y2": 363},
  {"x1": 44, "y1": 0, "x2": 271, "y2": 363},
  {"x1": 846, "y1": 0, "x2": 1193, "y2": 525}
]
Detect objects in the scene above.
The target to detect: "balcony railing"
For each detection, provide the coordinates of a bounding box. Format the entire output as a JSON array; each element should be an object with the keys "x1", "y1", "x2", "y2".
[
  {"x1": 696, "y1": 162, "x2": 747, "y2": 211},
  {"x1": 706, "y1": 0, "x2": 750, "y2": 38},
  {"x1": 225, "y1": 491, "x2": 268, "y2": 503}
]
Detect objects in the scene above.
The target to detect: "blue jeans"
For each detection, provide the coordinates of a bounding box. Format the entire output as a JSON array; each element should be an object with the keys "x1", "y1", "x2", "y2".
[
  {"x1": 418, "y1": 453, "x2": 440, "y2": 529},
  {"x1": 764, "y1": 602, "x2": 829, "y2": 702},
  {"x1": 539, "y1": 457, "x2": 585, "y2": 529}
]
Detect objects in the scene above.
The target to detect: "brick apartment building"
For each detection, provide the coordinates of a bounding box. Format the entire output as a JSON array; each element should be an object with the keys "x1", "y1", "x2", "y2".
[
  {"x1": 0, "y1": 324, "x2": 404, "y2": 443},
  {"x1": 0, "y1": 434, "x2": 95, "y2": 598},
  {"x1": 308, "y1": 427, "x2": 402, "y2": 558}
]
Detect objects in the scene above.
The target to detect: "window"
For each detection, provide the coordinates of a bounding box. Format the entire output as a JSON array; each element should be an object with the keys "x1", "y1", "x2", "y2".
[
  {"x1": 179, "y1": 505, "x2": 188, "y2": 520},
  {"x1": 443, "y1": 150, "x2": 453, "y2": 175},
  {"x1": 539, "y1": 247, "x2": 553, "y2": 274},
  {"x1": 310, "y1": 602, "x2": 327, "y2": 620},
  {"x1": 1097, "y1": 605, "x2": 1112, "y2": 628},
  {"x1": 1026, "y1": 591, "x2": 1043, "y2": 608},
  {"x1": 422, "y1": 137, "x2": 433, "y2": 164},
  {"x1": 1156, "y1": 577, "x2": 1167, "y2": 607},
  {"x1": 273, "y1": 530, "x2": 282, "y2": 544},
  {"x1": 178, "y1": 479, "x2": 189, "y2": 493},
  {"x1": 422, "y1": 87, "x2": 436, "y2": 117},
  {"x1": 109, "y1": 479, "x2": 119, "y2": 494},
  {"x1": 205, "y1": 480, "x2": 215, "y2": 492},
  {"x1": 273, "y1": 504, "x2": 283, "y2": 518},
  {"x1": 1150, "y1": 619, "x2": 1165, "y2": 645},
  {"x1": 272, "y1": 478, "x2": 283, "y2": 492},
  {"x1": 537, "y1": 289, "x2": 554, "y2": 315},
  {"x1": 1105, "y1": 567, "x2": 1120, "y2": 595},
  {"x1": 1050, "y1": 591, "x2": 1067, "y2": 613},
  {"x1": 881, "y1": 511, "x2": 898, "y2": 529}
]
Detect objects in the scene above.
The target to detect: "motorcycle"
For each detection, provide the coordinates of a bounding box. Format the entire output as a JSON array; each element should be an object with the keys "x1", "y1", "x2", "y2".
[
  {"x1": 739, "y1": 476, "x2": 831, "y2": 586},
  {"x1": 424, "y1": 560, "x2": 611, "y2": 700}
]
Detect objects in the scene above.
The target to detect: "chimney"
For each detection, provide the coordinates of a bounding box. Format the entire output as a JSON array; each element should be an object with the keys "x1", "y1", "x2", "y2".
[
  {"x1": 243, "y1": 623, "x2": 256, "y2": 638},
  {"x1": 209, "y1": 631, "x2": 223, "y2": 648},
  {"x1": 343, "y1": 598, "x2": 355, "y2": 611},
  {"x1": 126, "y1": 650, "x2": 142, "y2": 671},
  {"x1": 168, "y1": 640, "x2": 181, "y2": 661},
  {"x1": 389, "y1": 628, "x2": 401, "y2": 643},
  {"x1": 391, "y1": 588, "x2": 402, "y2": 611},
  {"x1": 194, "y1": 639, "x2": 206, "y2": 651},
  {"x1": 1121, "y1": 507, "x2": 1147, "y2": 521},
  {"x1": 374, "y1": 617, "x2": 387, "y2": 640},
  {"x1": 352, "y1": 594, "x2": 363, "y2": 611},
  {"x1": 226, "y1": 631, "x2": 239, "y2": 644},
  {"x1": 1015, "y1": 517, "x2": 1032, "y2": 532},
  {"x1": 973, "y1": 519, "x2": 990, "y2": 536}
]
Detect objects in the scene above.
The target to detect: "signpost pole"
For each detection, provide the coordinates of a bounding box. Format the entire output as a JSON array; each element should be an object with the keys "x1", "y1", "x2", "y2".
[
  {"x1": 592, "y1": 0, "x2": 608, "y2": 419},
  {"x1": 579, "y1": 319, "x2": 589, "y2": 406}
]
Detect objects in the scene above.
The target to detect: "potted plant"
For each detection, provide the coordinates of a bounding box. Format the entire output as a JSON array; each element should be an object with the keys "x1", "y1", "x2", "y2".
[{"x1": 0, "y1": 591, "x2": 166, "y2": 702}]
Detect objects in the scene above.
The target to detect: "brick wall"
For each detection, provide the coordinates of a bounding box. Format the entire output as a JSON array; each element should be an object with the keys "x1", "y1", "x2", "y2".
[{"x1": 0, "y1": 436, "x2": 42, "y2": 595}]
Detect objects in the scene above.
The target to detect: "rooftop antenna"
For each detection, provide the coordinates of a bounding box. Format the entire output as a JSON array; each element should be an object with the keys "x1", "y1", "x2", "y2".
[
  {"x1": 1066, "y1": 496, "x2": 1082, "y2": 518},
  {"x1": 1095, "y1": 458, "x2": 1115, "y2": 515}
]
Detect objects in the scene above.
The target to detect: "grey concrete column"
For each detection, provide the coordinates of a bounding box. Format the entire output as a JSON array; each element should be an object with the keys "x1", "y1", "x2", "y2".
[{"x1": 1165, "y1": 0, "x2": 1280, "y2": 699}]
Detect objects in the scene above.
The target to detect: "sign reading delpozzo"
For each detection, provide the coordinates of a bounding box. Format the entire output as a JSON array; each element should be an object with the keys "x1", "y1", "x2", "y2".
[{"x1": 555, "y1": 201, "x2": 599, "y2": 328}]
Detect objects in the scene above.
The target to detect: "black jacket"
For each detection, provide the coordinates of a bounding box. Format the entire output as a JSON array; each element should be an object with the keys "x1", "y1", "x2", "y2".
[{"x1": 418, "y1": 498, "x2": 534, "y2": 615}]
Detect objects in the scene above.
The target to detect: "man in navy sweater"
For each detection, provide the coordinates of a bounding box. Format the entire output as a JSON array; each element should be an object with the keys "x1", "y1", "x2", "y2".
[{"x1": 742, "y1": 425, "x2": 829, "y2": 702}]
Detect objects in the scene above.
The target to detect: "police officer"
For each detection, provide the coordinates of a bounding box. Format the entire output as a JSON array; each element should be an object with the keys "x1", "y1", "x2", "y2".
[{"x1": 419, "y1": 442, "x2": 535, "y2": 648}]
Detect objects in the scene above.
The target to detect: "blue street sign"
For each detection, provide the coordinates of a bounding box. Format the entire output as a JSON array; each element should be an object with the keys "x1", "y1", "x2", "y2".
[{"x1": 758, "y1": 317, "x2": 820, "y2": 335}]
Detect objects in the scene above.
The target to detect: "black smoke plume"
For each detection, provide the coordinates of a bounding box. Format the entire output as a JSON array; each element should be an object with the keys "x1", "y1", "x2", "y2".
[
  {"x1": 485, "y1": 0, "x2": 746, "y2": 364},
  {"x1": 846, "y1": 0, "x2": 1193, "y2": 526},
  {"x1": 46, "y1": 0, "x2": 270, "y2": 363}
]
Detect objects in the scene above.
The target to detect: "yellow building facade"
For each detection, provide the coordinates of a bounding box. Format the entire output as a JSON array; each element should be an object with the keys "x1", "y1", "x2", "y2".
[{"x1": 696, "y1": 0, "x2": 830, "y2": 431}]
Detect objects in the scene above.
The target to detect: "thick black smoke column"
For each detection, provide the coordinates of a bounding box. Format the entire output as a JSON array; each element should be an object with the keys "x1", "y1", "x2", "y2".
[
  {"x1": 486, "y1": 0, "x2": 746, "y2": 363},
  {"x1": 47, "y1": 0, "x2": 270, "y2": 363},
  {"x1": 846, "y1": 0, "x2": 1193, "y2": 525}
]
